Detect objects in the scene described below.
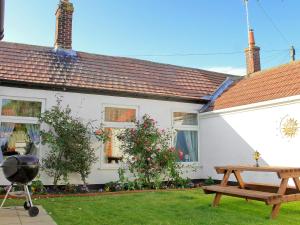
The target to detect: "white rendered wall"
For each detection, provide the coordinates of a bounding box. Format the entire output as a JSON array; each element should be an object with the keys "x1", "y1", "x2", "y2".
[
  {"x1": 199, "y1": 95, "x2": 300, "y2": 185},
  {"x1": 0, "y1": 86, "x2": 203, "y2": 185}
]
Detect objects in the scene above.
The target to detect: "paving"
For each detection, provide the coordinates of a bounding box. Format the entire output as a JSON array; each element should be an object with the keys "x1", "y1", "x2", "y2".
[{"x1": 0, "y1": 206, "x2": 56, "y2": 225}]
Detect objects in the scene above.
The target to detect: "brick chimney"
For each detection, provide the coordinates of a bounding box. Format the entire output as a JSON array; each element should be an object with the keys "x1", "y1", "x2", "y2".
[
  {"x1": 54, "y1": 0, "x2": 74, "y2": 50},
  {"x1": 245, "y1": 29, "x2": 261, "y2": 75}
]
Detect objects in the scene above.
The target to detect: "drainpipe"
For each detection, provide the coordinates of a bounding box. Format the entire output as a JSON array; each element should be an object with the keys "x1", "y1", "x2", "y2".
[{"x1": 0, "y1": 0, "x2": 4, "y2": 40}]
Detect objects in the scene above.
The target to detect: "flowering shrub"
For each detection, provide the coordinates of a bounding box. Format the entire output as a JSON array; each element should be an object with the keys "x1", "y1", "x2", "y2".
[
  {"x1": 31, "y1": 179, "x2": 47, "y2": 194},
  {"x1": 117, "y1": 114, "x2": 183, "y2": 188},
  {"x1": 40, "y1": 100, "x2": 97, "y2": 186},
  {"x1": 94, "y1": 128, "x2": 110, "y2": 143}
]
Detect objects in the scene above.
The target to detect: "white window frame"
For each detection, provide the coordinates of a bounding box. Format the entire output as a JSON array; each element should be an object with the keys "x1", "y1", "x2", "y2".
[
  {"x1": 0, "y1": 95, "x2": 45, "y2": 158},
  {"x1": 171, "y1": 110, "x2": 200, "y2": 165},
  {"x1": 100, "y1": 104, "x2": 139, "y2": 170}
]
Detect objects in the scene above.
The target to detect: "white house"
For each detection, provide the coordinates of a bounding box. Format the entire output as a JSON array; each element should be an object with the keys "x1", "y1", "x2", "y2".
[
  {"x1": 0, "y1": 0, "x2": 234, "y2": 185},
  {"x1": 0, "y1": 0, "x2": 299, "y2": 186}
]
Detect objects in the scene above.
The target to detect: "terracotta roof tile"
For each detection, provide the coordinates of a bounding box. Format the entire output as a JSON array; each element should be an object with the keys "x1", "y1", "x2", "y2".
[
  {"x1": 0, "y1": 41, "x2": 230, "y2": 102},
  {"x1": 212, "y1": 60, "x2": 300, "y2": 110}
]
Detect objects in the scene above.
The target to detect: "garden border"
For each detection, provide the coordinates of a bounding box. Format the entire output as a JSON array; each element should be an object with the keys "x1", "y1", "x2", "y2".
[{"x1": 0, "y1": 187, "x2": 202, "y2": 199}]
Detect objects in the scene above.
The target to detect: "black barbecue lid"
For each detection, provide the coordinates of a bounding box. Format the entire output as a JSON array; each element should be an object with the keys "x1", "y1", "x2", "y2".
[
  {"x1": 2, "y1": 155, "x2": 39, "y2": 168},
  {"x1": 1, "y1": 155, "x2": 39, "y2": 184}
]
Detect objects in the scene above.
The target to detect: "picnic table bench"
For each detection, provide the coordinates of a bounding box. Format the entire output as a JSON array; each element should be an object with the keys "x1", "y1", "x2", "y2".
[{"x1": 202, "y1": 165, "x2": 300, "y2": 219}]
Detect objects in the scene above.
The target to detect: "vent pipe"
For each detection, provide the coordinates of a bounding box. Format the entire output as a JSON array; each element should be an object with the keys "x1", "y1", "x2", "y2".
[
  {"x1": 290, "y1": 46, "x2": 296, "y2": 62},
  {"x1": 0, "y1": 0, "x2": 4, "y2": 40}
]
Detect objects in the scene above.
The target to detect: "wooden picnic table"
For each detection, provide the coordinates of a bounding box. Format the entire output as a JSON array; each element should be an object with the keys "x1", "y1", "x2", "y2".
[{"x1": 202, "y1": 165, "x2": 300, "y2": 219}]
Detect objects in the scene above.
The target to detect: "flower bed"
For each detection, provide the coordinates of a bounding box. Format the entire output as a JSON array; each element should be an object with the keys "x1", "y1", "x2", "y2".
[{"x1": 0, "y1": 186, "x2": 203, "y2": 199}]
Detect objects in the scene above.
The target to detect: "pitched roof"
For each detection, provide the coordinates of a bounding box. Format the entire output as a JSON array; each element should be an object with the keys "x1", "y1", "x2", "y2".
[
  {"x1": 0, "y1": 41, "x2": 230, "y2": 103},
  {"x1": 212, "y1": 60, "x2": 300, "y2": 110}
]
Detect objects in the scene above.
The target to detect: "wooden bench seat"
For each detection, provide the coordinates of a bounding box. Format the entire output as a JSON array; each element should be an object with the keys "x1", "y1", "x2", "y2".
[
  {"x1": 244, "y1": 182, "x2": 298, "y2": 194},
  {"x1": 202, "y1": 185, "x2": 282, "y2": 205}
]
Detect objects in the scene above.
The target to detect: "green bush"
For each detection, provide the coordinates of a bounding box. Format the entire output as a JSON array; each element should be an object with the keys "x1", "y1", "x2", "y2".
[
  {"x1": 117, "y1": 114, "x2": 183, "y2": 188},
  {"x1": 31, "y1": 179, "x2": 46, "y2": 194},
  {"x1": 204, "y1": 176, "x2": 215, "y2": 186},
  {"x1": 64, "y1": 183, "x2": 77, "y2": 193},
  {"x1": 175, "y1": 177, "x2": 192, "y2": 188},
  {"x1": 0, "y1": 187, "x2": 5, "y2": 195},
  {"x1": 40, "y1": 99, "x2": 97, "y2": 186},
  {"x1": 104, "y1": 181, "x2": 122, "y2": 192}
]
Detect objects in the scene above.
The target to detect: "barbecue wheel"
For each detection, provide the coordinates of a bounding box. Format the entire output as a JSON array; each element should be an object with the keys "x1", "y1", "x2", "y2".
[
  {"x1": 28, "y1": 206, "x2": 39, "y2": 217},
  {"x1": 23, "y1": 201, "x2": 31, "y2": 210}
]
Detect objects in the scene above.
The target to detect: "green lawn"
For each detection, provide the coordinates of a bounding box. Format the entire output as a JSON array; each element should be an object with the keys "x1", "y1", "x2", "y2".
[{"x1": 4, "y1": 189, "x2": 300, "y2": 225}]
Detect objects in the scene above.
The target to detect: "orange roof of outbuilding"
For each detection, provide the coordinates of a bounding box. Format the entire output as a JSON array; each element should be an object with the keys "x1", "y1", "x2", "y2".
[{"x1": 212, "y1": 60, "x2": 300, "y2": 110}]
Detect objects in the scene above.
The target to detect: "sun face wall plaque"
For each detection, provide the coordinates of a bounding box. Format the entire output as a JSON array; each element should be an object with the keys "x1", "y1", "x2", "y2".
[{"x1": 280, "y1": 116, "x2": 299, "y2": 138}]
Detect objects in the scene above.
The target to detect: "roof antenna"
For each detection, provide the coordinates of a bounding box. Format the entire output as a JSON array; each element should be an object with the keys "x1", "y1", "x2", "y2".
[
  {"x1": 290, "y1": 46, "x2": 296, "y2": 62},
  {"x1": 244, "y1": 0, "x2": 251, "y2": 47}
]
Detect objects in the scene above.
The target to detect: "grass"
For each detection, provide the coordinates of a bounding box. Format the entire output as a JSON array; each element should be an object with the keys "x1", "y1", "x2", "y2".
[{"x1": 4, "y1": 189, "x2": 300, "y2": 225}]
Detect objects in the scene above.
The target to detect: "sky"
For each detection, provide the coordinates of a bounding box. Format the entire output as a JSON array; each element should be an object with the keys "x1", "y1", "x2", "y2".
[{"x1": 3, "y1": 0, "x2": 300, "y2": 75}]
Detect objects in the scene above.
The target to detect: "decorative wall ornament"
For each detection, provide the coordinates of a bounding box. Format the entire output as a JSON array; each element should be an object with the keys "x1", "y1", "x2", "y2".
[
  {"x1": 253, "y1": 151, "x2": 261, "y2": 167},
  {"x1": 280, "y1": 116, "x2": 299, "y2": 139}
]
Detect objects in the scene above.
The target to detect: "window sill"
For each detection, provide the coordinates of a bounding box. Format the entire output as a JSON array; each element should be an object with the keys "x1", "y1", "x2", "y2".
[
  {"x1": 98, "y1": 163, "x2": 121, "y2": 170},
  {"x1": 179, "y1": 162, "x2": 203, "y2": 168}
]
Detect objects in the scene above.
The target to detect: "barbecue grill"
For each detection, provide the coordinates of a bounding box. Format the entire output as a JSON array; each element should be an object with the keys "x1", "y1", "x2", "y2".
[{"x1": 0, "y1": 155, "x2": 40, "y2": 217}]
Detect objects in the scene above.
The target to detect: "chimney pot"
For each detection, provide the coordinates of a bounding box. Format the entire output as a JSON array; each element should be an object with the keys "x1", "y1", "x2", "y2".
[
  {"x1": 248, "y1": 29, "x2": 255, "y2": 47},
  {"x1": 245, "y1": 29, "x2": 261, "y2": 75}
]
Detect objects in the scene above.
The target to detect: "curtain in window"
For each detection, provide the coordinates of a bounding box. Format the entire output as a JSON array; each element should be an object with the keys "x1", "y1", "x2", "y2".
[
  {"x1": 25, "y1": 124, "x2": 40, "y2": 155},
  {"x1": 0, "y1": 123, "x2": 15, "y2": 150},
  {"x1": 104, "y1": 128, "x2": 124, "y2": 158},
  {"x1": 175, "y1": 130, "x2": 198, "y2": 162},
  {"x1": 182, "y1": 131, "x2": 198, "y2": 162}
]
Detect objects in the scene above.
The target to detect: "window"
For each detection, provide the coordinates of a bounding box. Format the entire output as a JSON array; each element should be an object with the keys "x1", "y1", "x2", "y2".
[
  {"x1": 173, "y1": 112, "x2": 198, "y2": 162},
  {"x1": 1, "y1": 99, "x2": 42, "y2": 117},
  {"x1": 105, "y1": 107, "x2": 136, "y2": 123},
  {"x1": 173, "y1": 112, "x2": 198, "y2": 126},
  {"x1": 103, "y1": 128, "x2": 125, "y2": 164},
  {"x1": 102, "y1": 106, "x2": 137, "y2": 165},
  {"x1": 0, "y1": 97, "x2": 43, "y2": 156}
]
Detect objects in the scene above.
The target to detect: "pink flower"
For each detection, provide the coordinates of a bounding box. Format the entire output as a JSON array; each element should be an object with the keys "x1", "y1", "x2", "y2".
[
  {"x1": 95, "y1": 130, "x2": 102, "y2": 135},
  {"x1": 178, "y1": 150, "x2": 184, "y2": 160},
  {"x1": 147, "y1": 157, "x2": 151, "y2": 161},
  {"x1": 169, "y1": 147, "x2": 175, "y2": 152}
]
